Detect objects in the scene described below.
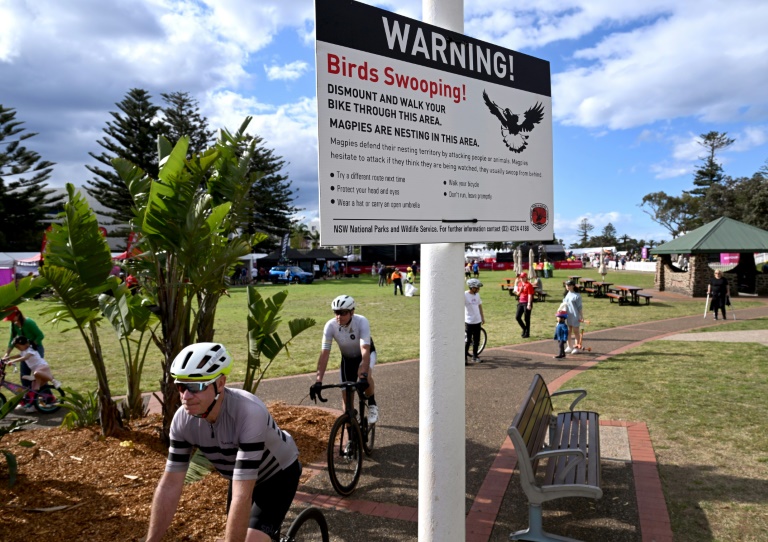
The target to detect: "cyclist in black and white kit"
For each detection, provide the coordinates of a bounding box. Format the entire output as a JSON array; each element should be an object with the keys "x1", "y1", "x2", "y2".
[
  {"x1": 145, "y1": 343, "x2": 300, "y2": 542},
  {"x1": 311, "y1": 295, "x2": 379, "y2": 424}
]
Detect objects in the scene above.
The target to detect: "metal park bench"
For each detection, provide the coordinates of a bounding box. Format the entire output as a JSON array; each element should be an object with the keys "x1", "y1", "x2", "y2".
[{"x1": 508, "y1": 374, "x2": 602, "y2": 541}]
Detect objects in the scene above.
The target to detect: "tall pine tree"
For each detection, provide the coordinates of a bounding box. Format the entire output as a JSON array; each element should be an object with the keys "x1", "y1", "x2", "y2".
[
  {"x1": 0, "y1": 105, "x2": 63, "y2": 250},
  {"x1": 159, "y1": 91, "x2": 214, "y2": 158},
  {"x1": 689, "y1": 131, "x2": 734, "y2": 197},
  {"x1": 243, "y1": 135, "x2": 299, "y2": 250},
  {"x1": 85, "y1": 88, "x2": 161, "y2": 232}
]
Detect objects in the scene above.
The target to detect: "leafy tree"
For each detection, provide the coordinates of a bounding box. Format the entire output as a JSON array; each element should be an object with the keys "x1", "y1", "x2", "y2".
[
  {"x1": 40, "y1": 184, "x2": 123, "y2": 437},
  {"x1": 159, "y1": 91, "x2": 215, "y2": 158},
  {"x1": 290, "y1": 221, "x2": 310, "y2": 249},
  {"x1": 85, "y1": 89, "x2": 162, "y2": 233},
  {"x1": 576, "y1": 218, "x2": 594, "y2": 247},
  {"x1": 640, "y1": 191, "x2": 699, "y2": 238},
  {"x1": 0, "y1": 105, "x2": 63, "y2": 250},
  {"x1": 703, "y1": 172, "x2": 768, "y2": 230},
  {"x1": 243, "y1": 136, "x2": 298, "y2": 249},
  {"x1": 689, "y1": 131, "x2": 734, "y2": 197},
  {"x1": 114, "y1": 119, "x2": 266, "y2": 442},
  {"x1": 593, "y1": 222, "x2": 618, "y2": 246}
]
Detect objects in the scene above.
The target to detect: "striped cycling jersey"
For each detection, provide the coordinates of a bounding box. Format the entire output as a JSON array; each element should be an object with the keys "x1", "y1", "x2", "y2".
[{"x1": 165, "y1": 388, "x2": 298, "y2": 483}]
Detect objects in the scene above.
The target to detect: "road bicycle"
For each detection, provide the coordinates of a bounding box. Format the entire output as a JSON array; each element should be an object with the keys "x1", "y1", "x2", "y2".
[
  {"x1": 212, "y1": 505, "x2": 329, "y2": 542},
  {"x1": 0, "y1": 358, "x2": 65, "y2": 413},
  {"x1": 277, "y1": 506, "x2": 329, "y2": 541},
  {"x1": 464, "y1": 326, "x2": 487, "y2": 356},
  {"x1": 311, "y1": 380, "x2": 376, "y2": 496}
]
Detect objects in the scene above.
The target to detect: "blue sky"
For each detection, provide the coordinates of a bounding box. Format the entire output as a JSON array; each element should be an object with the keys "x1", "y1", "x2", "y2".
[{"x1": 2, "y1": 0, "x2": 767, "y2": 248}]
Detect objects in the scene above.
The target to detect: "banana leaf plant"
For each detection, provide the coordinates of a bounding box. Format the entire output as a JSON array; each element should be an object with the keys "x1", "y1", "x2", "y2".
[
  {"x1": 99, "y1": 282, "x2": 159, "y2": 419},
  {"x1": 39, "y1": 184, "x2": 123, "y2": 437},
  {"x1": 113, "y1": 121, "x2": 266, "y2": 443},
  {"x1": 0, "y1": 275, "x2": 49, "y2": 318},
  {"x1": 244, "y1": 286, "x2": 315, "y2": 393}
]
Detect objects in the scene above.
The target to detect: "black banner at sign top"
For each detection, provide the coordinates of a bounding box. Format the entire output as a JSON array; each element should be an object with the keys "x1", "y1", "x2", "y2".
[{"x1": 315, "y1": 0, "x2": 551, "y2": 97}]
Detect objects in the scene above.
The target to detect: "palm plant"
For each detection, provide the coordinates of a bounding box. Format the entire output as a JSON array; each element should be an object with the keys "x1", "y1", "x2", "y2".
[
  {"x1": 99, "y1": 282, "x2": 158, "y2": 419},
  {"x1": 114, "y1": 119, "x2": 266, "y2": 442},
  {"x1": 243, "y1": 287, "x2": 315, "y2": 393},
  {"x1": 39, "y1": 184, "x2": 123, "y2": 436}
]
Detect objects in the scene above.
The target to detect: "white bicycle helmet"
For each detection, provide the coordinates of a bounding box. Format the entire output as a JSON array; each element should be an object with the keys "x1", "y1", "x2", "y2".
[
  {"x1": 467, "y1": 278, "x2": 483, "y2": 289},
  {"x1": 331, "y1": 295, "x2": 356, "y2": 311},
  {"x1": 171, "y1": 342, "x2": 233, "y2": 381}
]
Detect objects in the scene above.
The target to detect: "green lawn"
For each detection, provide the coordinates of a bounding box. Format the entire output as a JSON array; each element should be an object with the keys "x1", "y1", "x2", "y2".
[
  {"x1": 11, "y1": 269, "x2": 761, "y2": 396},
  {"x1": 565, "y1": 317, "x2": 768, "y2": 542}
]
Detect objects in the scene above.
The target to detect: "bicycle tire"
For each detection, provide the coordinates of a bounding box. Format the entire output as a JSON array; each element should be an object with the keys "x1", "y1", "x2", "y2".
[
  {"x1": 327, "y1": 413, "x2": 362, "y2": 496},
  {"x1": 359, "y1": 399, "x2": 375, "y2": 456},
  {"x1": 464, "y1": 327, "x2": 487, "y2": 356},
  {"x1": 283, "y1": 506, "x2": 330, "y2": 542},
  {"x1": 33, "y1": 385, "x2": 65, "y2": 413}
]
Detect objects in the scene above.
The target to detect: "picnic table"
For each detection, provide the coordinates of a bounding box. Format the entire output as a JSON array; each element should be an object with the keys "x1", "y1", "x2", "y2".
[
  {"x1": 593, "y1": 281, "x2": 613, "y2": 298},
  {"x1": 580, "y1": 278, "x2": 596, "y2": 296},
  {"x1": 608, "y1": 285, "x2": 647, "y2": 305}
]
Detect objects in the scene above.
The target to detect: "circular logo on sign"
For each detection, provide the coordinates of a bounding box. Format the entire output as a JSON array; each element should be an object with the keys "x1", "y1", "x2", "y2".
[{"x1": 530, "y1": 204, "x2": 549, "y2": 231}]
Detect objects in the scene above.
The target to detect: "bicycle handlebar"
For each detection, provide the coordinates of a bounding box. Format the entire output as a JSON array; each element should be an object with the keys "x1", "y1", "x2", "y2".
[{"x1": 310, "y1": 381, "x2": 367, "y2": 404}]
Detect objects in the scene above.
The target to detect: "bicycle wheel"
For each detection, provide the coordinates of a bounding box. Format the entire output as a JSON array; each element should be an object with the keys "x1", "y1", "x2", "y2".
[
  {"x1": 33, "y1": 385, "x2": 65, "y2": 413},
  {"x1": 359, "y1": 401, "x2": 376, "y2": 456},
  {"x1": 477, "y1": 327, "x2": 487, "y2": 355},
  {"x1": 327, "y1": 413, "x2": 362, "y2": 496},
  {"x1": 284, "y1": 506, "x2": 329, "y2": 542}
]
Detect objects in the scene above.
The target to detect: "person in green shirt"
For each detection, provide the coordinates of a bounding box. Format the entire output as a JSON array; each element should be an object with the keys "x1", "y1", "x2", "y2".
[{"x1": 3, "y1": 306, "x2": 45, "y2": 389}]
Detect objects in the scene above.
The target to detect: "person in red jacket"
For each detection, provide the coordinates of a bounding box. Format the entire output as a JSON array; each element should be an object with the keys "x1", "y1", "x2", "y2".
[{"x1": 515, "y1": 272, "x2": 535, "y2": 338}]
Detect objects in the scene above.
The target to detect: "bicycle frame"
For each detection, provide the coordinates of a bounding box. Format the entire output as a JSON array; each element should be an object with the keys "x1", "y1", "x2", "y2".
[{"x1": 0, "y1": 358, "x2": 62, "y2": 410}]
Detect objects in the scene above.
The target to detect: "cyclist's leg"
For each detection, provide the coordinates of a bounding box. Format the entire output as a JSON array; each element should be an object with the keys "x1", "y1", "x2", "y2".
[
  {"x1": 245, "y1": 460, "x2": 302, "y2": 541},
  {"x1": 339, "y1": 356, "x2": 360, "y2": 411}
]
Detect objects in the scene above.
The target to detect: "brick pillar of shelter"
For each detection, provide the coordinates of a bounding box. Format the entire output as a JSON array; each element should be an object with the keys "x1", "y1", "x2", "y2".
[
  {"x1": 655, "y1": 256, "x2": 666, "y2": 291},
  {"x1": 689, "y1": 254, "x2": 710, "y2": 297}
]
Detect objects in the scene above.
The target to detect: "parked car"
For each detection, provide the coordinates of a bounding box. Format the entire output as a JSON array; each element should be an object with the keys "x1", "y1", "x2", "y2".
[{"x1": 269, "y1": 265, "x2": 314, "y2": 284}]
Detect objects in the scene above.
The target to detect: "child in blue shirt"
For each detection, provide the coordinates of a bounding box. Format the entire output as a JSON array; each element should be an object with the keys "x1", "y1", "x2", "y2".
[{"x1": 553, "y1": 310, "x2": 568, "y2": 359}]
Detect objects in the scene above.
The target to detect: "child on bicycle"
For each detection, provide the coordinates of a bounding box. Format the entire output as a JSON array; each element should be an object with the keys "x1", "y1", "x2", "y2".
[{"x1": 3, "y1": 336, "x2": 60, "y2": 412}]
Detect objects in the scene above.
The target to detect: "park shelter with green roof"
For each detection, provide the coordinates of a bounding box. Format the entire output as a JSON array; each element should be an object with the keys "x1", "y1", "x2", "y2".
[{"x1": 651, "y1": 217, "x2": 768, "y2": 296}]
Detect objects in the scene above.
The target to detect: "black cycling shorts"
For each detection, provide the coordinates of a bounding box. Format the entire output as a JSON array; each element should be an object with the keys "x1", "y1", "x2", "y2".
[
  {"x1": 340, "y1": 339, "x2": 376, "y2": 382},
  {"x1": 226, "y1": 459, "x2": 301, "y2": 538}
]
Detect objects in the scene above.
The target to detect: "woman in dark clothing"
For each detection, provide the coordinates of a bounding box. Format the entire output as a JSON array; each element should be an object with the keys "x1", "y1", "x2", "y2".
[{"x1": 708, "y1": 270, "x2": 730, "y2": 320}]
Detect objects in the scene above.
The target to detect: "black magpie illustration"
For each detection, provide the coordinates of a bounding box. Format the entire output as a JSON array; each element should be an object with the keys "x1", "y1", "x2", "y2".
[{"x1": 483, "y1": 90, "x2": 545, "y2": 153}]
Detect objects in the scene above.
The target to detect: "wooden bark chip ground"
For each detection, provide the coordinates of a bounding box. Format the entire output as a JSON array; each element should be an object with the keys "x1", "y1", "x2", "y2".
[{"x1": 0, "y1": 402, "x2": 335, "y2": 542}]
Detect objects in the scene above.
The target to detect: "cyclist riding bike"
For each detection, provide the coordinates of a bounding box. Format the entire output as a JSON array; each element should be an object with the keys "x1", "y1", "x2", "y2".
[
  {"x1": 311, "y1": 295, "x2": 379, "y2": 424},
  {"x1": 145, "y1": 342, "x2": 301, "y2": 542}
]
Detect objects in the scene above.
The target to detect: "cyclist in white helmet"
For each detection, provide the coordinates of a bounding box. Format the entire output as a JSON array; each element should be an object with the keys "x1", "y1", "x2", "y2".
[
  {"x1": 145, "y1": 342, "x2": 300, "y2": 542},
  {"x1": 311, "y1": 295, "x2": 379, "y2": 424},
  {"x1": 465, "y1": 278, "x2": 485, "y2": 364}
]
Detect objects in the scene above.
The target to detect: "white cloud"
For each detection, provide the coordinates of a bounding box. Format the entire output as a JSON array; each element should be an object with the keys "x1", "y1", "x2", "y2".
[
  {"x1": 265, "y1": 61, "x2": 310, "y2": 82},
  {"x1": 552, "y1": 2, "x2": 768, "y2": 129}
]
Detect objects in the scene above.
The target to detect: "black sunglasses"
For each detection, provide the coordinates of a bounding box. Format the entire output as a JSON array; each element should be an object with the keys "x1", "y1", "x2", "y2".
[
  {"x1": 333, "y1": 310, "x2": 351, "y2": 316},
  {"x1": 176, "y1": 377, "x2": 219, "y2": 394}
]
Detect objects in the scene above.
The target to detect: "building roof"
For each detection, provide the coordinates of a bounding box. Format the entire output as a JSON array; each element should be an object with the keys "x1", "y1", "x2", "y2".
[{"x1": 651, "y1": 217, "x2": 768, "y2": 254}]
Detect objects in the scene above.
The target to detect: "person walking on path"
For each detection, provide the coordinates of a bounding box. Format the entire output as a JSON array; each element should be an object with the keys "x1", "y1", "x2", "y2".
[
  {"x1": 553, "y1": 310, "x2": 569, "y2": 359},
  {"x1": 708, "y1": 270, "x2": 730, "y2": 320},
  {"x1": 4, "y1": 306, "x2": 45, "y2": 391},
  {"x1": 464, "y1": 278, "x2": 485, "y2": 365},
  {"x1": 563, "y1": 280, "x2": 584, "y2": 353},
  {"x1": 391, "y1": 267, "x2": 404, "y2": 296},
  {"x1": 515, "y1": 272, "x2": 535, "y2": 338},
  {"x1": 144, "y1": 342, "x2": 301, "y2": 542},
  {"x1": 378, "y1": 263, "x2": 387, "y2": 287},
  {"x1": 311, "y1": 295, "x2": 379, "y2": 424},
  {"x1": 472, "y1": 260, "x2": 480, "y2": 278}
]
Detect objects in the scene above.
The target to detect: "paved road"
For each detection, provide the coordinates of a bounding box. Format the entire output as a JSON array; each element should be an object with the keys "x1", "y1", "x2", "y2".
[{"x1": 6, "y1": 298, "x2": 768, "y2": 541}]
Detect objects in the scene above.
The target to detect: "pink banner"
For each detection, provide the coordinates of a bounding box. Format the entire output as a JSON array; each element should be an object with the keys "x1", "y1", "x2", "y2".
[
  {"x1": 555, "y1": 261, "x2": 583, "y2": 269},
  {"x1": 720, "y1": 253, "x2": 739, "y2": 265}
]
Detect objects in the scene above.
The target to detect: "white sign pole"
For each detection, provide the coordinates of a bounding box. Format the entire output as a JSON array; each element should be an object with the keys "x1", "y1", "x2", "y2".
[{"x1": 419, "y1": 5, "x2": 464, "y2": 542}]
